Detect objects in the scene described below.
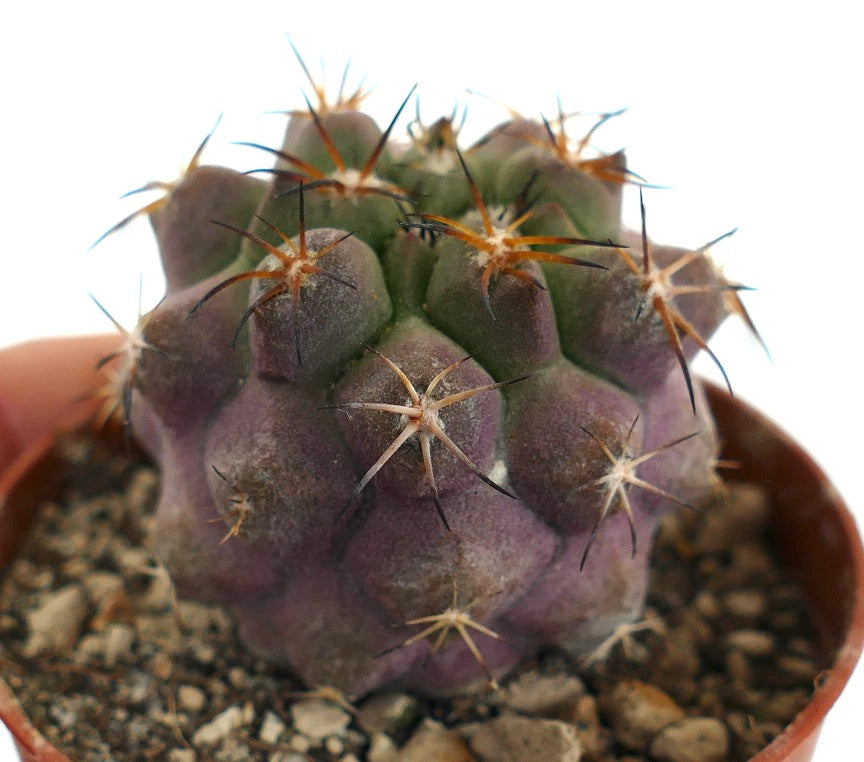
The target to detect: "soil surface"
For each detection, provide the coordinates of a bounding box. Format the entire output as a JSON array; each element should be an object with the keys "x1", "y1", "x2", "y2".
[{"x1": 0, "y1": 430, "x2": 830, "y2": 761}]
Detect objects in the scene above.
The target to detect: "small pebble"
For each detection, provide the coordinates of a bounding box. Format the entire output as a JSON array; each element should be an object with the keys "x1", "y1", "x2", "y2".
[
  {"x1": 601, "y1": 680, "x2": 685, "y2": 752},
  {"x1": 228, "y1": 666, "x2": 249, "y2": 689},
  {"x1": 725, "y1": 629, "x2": 776, "y2": 657},
  {"x1": 291, "y1": 698, "x2": 351, "y2": 741},
  {"x1": 560, "y1": 694, "x2": 607, "y2": 756},
  {"x1": 193, "y1": 644, "x2": 217, "y2": 664},
  {"x1": 22, "y1": 584, "x2": 88, "y2": 657},
  {"x1": 725, "y1": 648, "x2": 752, "y2": 683},
  {"x1": 167, "y1": 749, "x2": 197, "y2": 762},
  {"x1": 366, "y1": 732, "x2": 398, "y2": 762},
  {"x1": 721, "y1": 589, "x2": 767, "y2": 620},
  {"x1": 150, "y1": 650, "x2": 174, "y2": 681},
  {"x1": 259, "y1": 710, "x2": 288, "y2": 744},
  {"x1": 498, "y1": 672, "x2": 585, "y2": 716},
  {"x1": 288, "y1": 734, "x2": 311, "y2": 753},
  {"x1": 356, "y1": 692, "x2": 418, "y2": 736},
  {"x1": 207, "y1": 677, "x2": 229, "y2": 698},
  {"x1": 178, "y1": 685, "x2": 207, "y2": 713},
  {"x1": 191, "y1": 703, "x2": 253, "y2": 747},
  {"x1": 692, "y1": 591, "x2": 719, "y2": 619},
  {"x1": 759, "y1": 689, "x2": 810, "y2": 723},
  {"x1": 731, "y1": 544, "x2": 774, "y2": 576},
  {"x1": 137, "y1": 571, "x2": 174, "y2": 612},
  {"x1": 117, "y1": 546, "x2": 152, "y2": 576},
  {"x1": 649, "y1": 717, "x2": 729, "y2": 762},
  {"x1": 103, "y1": 622, "x2": 135, "y2": 667},
  {"x1": 74, "y1": 633, "x2": 106, "y2": 665},
  {"x1": 464, "y1": 713, "x2": 582, "y2": 762},
  {"x1": 777, "y1": 654, "x2": 820, "y2": 682},
  {"x1": 325, "y1": 735, "x2": 344, "y2": 755},
  {"x1": 399, "y1": 719, "x2": 475, "y2": 762},
  {"x1": 649, "y1": 627, "x2": 702, "y2": 702}
]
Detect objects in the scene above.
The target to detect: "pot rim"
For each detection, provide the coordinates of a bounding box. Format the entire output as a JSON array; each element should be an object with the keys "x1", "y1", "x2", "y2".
[
  {"x1": 706, "y1": 384, "x2": 864, "y2": 761},
  {"x1": 0, "y1": 408, "x2": 93, "y2": 762}
]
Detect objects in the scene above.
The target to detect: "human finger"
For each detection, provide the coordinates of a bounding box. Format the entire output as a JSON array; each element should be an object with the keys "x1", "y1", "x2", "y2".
[{"x1": 0, "y1": 334, "x2": 120, "y2": 470}]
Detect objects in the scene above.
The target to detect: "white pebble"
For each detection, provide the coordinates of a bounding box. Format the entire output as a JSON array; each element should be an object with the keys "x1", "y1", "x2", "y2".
[
  {"x1": 367, "y1": 732, "x2": 398, "y2": 762},
  {"x1": 167, "y1": 749, "x2": 197, "y2": 762},
  {"x1": 500, "y1": 672, "x2": 586, "y2": 715},
  {"x1": 191, "y1": 704, "x2": 253, "y2": 747},
  {"x1": 23, "y1": 585, "x2": 88, "y2": 657},
  {"x1": 177, "y1": 685, "x2": 207, "y2": 713},
  {"x1": 288, "y1": 734, "x2": 311, "y2": 752},
  {"x1": 722, "y1": 590, "x2": 767, "y2": 620},
  {"x1": 259, "y1": 710, "x2": 288, "y2": 744},
  {"x1": 291, "y1": 698, "x2": 351, "y2": 741},
  {"x1": 103, "y1": 623, "x2": 135, "y2": 667},
  {"x1": 725, "y1": 629, "x2": 776, "y2": 657},
  {"x1": 228, "y1": 666, "x2": 249, "y2": 689},
  {"x1": 325, "y1": 735, "x2": 344, "y2": 755}
]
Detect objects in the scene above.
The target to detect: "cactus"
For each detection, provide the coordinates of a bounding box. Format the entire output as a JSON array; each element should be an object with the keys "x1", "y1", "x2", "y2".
[{"x1": 93, "y1": 55, "x2": 760, "y2": 699}]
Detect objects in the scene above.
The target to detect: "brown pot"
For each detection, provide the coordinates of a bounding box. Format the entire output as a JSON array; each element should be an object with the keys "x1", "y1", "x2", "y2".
[{"x1": 1, "y1": 386, "x2": 862, "y2": 762}]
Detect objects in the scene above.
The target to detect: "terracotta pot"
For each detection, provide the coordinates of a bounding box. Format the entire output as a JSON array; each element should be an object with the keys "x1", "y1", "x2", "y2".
[{"x1": 1, "y1": 387, "x2": 862, "y2": 761}]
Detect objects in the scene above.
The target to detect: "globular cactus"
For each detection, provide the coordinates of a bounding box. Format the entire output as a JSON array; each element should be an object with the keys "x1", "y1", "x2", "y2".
[{"x1": 94, "y1": 56, "x2": 760, "y2": 698}]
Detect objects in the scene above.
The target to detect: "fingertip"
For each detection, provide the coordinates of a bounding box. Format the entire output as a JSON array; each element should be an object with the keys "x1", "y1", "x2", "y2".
[{"x1": 0, "y1": 334, "x2": 121, "y2": 469}]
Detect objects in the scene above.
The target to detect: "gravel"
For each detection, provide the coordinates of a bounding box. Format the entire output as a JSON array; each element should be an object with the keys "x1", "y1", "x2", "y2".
[{"x1": 0, "y1": 431, "x2": 830, "y2": 761}]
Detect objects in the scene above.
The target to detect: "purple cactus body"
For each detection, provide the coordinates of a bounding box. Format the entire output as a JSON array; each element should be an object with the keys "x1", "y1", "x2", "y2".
[
  {"x1": 503, "y1": 360, "x2": 645, "y2": 533},
  {"x1": 132, "y1": 271, "x2": 249, "y2": 428},
  {"x1": 204, "y1": 375, "x2": 357, "y2": 559},
  {"x1": 150, "y1": 427, "x2": 286, "y2": 603},
  {"x1": 231, "y1": 560, "x2": 423, "y2": 697},
  {"x1": 340, "y1": 483, "x2": 558, "y2": 626},
  {"x1": 502, "y1": 515, "x2": 653, "y2": 652},
  {"x1": 150, "y1": 166, "x2": 265, "y2": 293},
  {"x1": 108, "y1": 86, "x2": 748, "y2": 698}
]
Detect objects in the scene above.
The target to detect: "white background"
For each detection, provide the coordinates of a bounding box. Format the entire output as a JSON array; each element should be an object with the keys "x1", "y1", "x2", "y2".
[{"x1": 1, "y1": 2, "x2": 861, "y2": 759}]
